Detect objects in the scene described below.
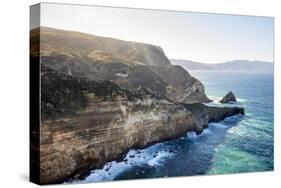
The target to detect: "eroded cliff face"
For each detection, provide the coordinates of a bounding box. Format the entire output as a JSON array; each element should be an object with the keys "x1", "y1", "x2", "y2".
[
  {"x1": 38, "y1": 65, "x2": 243, "y2": 184},
  {"x1": 151, "y1": 65, "x2": 210, "y2": 103},
  {"x1": 40, "y1": 100, "x2": 195, "y2": 183},
  {"x1": 40, "y1": 97, "x2": 243, "y2": 184},
  {"x1": 31, "y1": 27, "x2": 210, "y2": 103}
]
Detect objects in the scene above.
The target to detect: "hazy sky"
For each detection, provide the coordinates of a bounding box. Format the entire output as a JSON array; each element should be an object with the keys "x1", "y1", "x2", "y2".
[{"x1": 39, "y1": 3, "x2": 274, "y2": 64}]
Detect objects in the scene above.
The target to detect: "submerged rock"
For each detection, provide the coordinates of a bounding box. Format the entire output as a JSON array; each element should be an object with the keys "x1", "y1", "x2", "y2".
[{"x1": 220, "y1": 91, "x2": 237, "y2": 103}]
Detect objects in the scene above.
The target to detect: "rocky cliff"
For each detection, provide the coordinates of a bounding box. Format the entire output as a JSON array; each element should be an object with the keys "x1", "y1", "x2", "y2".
[
  {"x1": 38, "y1": 65, "x2": 244, "y2": 184},
  {"x1": 31, "y1": 27, "x2": 210, "y2": 103},
  {"x1": 30, "y1": 27, "x2": 245, "y2": 184}
]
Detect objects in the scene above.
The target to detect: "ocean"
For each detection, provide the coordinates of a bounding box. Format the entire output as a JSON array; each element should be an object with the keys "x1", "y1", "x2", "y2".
[{"x1": 74, "y1": 70, "x2": 274, "y2": 183}]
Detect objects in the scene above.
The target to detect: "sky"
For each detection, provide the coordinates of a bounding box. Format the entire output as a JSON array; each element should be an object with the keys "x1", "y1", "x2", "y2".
[{"x1": 38, "y1": 3, "x2": 274, "y2": 64}]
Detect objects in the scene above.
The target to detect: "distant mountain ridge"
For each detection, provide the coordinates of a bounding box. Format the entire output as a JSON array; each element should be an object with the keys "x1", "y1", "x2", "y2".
[{"x1": 171, "y1": 59, "x2": 274, "y2": 72}]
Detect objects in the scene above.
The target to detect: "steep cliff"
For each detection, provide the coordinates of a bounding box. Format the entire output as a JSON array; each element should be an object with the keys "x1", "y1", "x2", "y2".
[
  {"x1": 38, "y1": 65, "x2": 243, "y2": 184},
  {"x1": 31, "y1": 27, "x2": 210, "y2": 103}
]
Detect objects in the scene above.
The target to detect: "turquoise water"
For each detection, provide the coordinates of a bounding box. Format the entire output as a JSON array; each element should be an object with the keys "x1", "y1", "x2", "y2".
[
  {"x1": 191, "y1": 70, "x2": 274, "y2": 174},
  {"x1": 76, "y1": 70, "x2": 273, "y2": 183}
]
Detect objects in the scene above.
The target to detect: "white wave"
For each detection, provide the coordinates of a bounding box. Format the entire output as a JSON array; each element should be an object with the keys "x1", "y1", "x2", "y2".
[
  {"x1": 207, "y1": 95, "x2": 222, "y2": 101},
  {"x1": 208, "y1": 115, "x2": 242, "y2": 129},
  {"x1": 206, "y1": 95, "x2": 247, "y2": 104},
  {"x1": 147, "y1": 150, "x2": 174, "y2": 167},
  {"x1": 206, "y1": 101, "x2": 222, "y2": 106},
  {"x1": 70, "y1": 143, "x2": 175, "y2": 183},
  {"x1": 186, "y1": 131, "x2": 198, "y2": 139},
  {"x1": 209, "y1": 122, "x2": 229, "y2": 129},
  {"x1": 186, "y1": 128, "x2": 212, "y2": 140},
  {"x1": 200, "y1": 128, "x2": 212, "y2": 136},
  {"x1": 236, "y1": 98, "x2": 247, "y2": 103},
  {"x1": 63, "y1": 160, "x2": 128, "y2": 184}
]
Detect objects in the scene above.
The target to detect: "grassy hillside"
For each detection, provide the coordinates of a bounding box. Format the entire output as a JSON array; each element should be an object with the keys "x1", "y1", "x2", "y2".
[
  {"x1": 31, "y1": 27, "x2": 170, "y2": 66},
  {"x1": 31, "y1": 27, "x2": 210, "y2": 103}
]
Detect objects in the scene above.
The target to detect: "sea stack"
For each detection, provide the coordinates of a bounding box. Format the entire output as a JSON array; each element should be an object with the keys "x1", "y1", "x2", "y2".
[{"x1": 220, "y1": 91, "x2": 237, "y2": 103}]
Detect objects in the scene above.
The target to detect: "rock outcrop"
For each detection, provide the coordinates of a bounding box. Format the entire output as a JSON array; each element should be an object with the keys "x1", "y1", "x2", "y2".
[
  {"x1": 220, "y1": 91, "x2": 237, "y2": 103},
  {"x1": 37, "y1": 65, "x2": 244, "y2": 184}
]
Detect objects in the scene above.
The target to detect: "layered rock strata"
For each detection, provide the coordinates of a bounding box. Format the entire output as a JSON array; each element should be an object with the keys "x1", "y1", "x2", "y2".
[{"x1": 38, "y1": 65, "x2": 244, "y2": 184}]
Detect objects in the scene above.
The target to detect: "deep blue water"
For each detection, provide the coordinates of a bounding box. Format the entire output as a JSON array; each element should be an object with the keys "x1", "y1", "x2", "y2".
[{"x1": 74, "y1": 70, "x2": 274, "y2": 183}]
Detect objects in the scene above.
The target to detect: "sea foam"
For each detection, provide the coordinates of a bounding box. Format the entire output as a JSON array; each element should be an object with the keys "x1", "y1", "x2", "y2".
[{"x1": 71, "y1": 143, "x2": 175, "y2": 183}]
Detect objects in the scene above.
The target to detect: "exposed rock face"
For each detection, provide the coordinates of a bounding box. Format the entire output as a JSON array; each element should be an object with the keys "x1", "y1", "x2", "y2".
[
  {"x1": 30, "y1": 27, "x2": 244, "y2": 184},
  {"x1": 220, "y1": 91, "x2": 237, "y2": 103},
  {"x1": 31, "y1": 27, "x2": 211, "y2": 103},
  {"x1": 151, "y1": 65, "x2": 211, "y2": 103},
  {"x1": 38, "y1": 65, "x2": 244, "y2": 184}
]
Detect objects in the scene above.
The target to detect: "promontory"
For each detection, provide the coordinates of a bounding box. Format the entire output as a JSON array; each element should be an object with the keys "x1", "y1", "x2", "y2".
[{"x1": 30, "y1": 27, "x2": 244, "y2": 184}]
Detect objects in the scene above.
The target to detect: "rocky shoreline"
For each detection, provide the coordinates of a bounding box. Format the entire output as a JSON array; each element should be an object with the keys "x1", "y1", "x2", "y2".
[{"x1": 38, "y1": 65, "x2": 244, "y2": 184}]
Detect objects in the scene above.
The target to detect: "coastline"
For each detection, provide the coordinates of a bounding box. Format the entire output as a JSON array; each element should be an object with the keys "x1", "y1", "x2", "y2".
[
  {"x1": 39, "y1": 81, "x2": 244, "y2": 184},
  {"x1": 31, "y1": 27, "x2": 247, "y2": 185}
]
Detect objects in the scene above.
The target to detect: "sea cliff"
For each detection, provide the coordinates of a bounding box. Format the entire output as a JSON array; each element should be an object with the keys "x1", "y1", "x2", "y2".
[
  {"x1": 38, "y1": 65, "x2": 244, "y2": 184},
  {"x1": 30, "y1": 27, "x2": 245, "y2": 184}
]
